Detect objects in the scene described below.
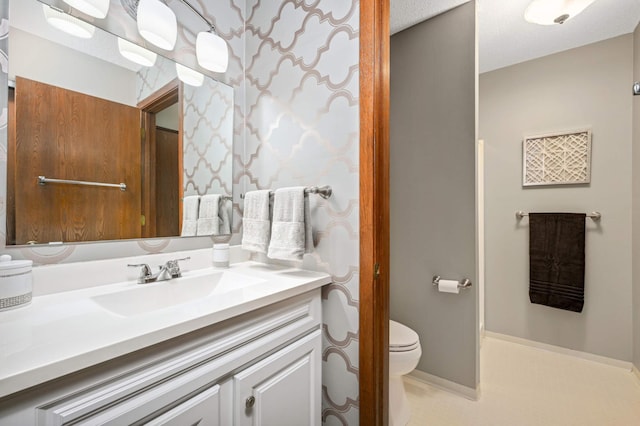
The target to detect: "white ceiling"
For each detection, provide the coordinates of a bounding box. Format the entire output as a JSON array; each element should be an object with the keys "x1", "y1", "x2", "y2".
[{"x1": 391, "y1": 0, "x2": 640, "y2": 73}]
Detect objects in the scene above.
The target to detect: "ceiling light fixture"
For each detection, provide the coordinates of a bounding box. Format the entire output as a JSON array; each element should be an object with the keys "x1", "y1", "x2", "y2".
[
  {"x1": 524, "y1": 0, "x2": 597, "y2": 25},
  {"x1": 62, "y1": 0, "x2": 109, "y2": 19},
  {"x1": 136, "y1": 0, "x2": 177, "y2": 50},
  {"x1": 118, "y1": 38, "x2": 158, "y2": 67},
  {"x1": 42, "y1": 4, "x2": 95, "y2": 39},
  {"x1": 176, "y1": 63, "x2": 205, "y2": 87},
  {"x1": 178, "y1": 0, "x2": 229, "y2": 73}
]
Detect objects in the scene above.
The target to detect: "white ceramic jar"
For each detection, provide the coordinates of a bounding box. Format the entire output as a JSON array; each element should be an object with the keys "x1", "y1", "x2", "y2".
[
  {"x1": 212, "y1": 243, "x2": 230, "y2": 268},
  {"x1": 0, "y1": 255, "x2": 33, "y2": 311}
]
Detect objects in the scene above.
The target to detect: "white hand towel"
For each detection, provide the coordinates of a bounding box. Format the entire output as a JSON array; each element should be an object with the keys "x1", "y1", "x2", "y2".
[
  {"x1": 267, "y1": 187, "x2": 313, "y2": 261},
  {"x1": 197, "y1": 194, "x2": 221, "y2": 236},
  {"x1": 181, "y1": 195, "x2": 200, "y2": 237},
  {"x1": 218, "y1": 198, "x2": 232, "y2": 235},
  {"x1": 242, "y1": 190, "x2": 272, "y2": 253}
]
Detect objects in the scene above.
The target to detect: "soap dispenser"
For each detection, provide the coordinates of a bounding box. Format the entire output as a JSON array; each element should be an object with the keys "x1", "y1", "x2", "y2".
[{"x1": 0, "y1": 255, "x2": 33, "y2": 311}]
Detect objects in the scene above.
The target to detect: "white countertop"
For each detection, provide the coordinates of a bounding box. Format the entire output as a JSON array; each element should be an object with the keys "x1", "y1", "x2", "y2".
[{"x1": 0, "y1": 261, "x2": 331, "y2": 399}]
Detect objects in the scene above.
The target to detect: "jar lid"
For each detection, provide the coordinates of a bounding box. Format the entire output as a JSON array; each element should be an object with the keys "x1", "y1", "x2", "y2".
[{"x1": 0, "y1": 254, "x2": 33, "y2": 271}]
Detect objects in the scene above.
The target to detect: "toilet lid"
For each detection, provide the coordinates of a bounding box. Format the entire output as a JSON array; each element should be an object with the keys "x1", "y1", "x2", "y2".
[{"x1": 389, "y1": 320, "x2": 420, "y2": 352}]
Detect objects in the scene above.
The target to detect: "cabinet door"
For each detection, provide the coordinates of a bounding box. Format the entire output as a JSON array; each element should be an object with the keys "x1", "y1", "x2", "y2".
[{"x1": 234, "y1": 330, "x2": 321, "y2": 426}]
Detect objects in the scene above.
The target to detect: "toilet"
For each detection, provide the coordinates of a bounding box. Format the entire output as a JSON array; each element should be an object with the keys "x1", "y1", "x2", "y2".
[{"x1": 389, "y1": 320, "x2": 422, "y2": 426}]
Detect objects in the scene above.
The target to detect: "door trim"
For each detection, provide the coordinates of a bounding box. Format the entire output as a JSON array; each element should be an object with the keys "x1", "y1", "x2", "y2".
[
  {"x1": 359, "y1": 0, "x2": 390, "y2": 424},
  {"x1": 138, "y1": 79, "x2": 182, "y2": 238}
]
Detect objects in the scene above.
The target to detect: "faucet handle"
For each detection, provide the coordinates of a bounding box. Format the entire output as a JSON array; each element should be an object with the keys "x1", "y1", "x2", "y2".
[
  {"x1": 128, "y1": 263, "x2": 153, "y2": 283},
  {"x1": 163, "y1": 257, "x2": 190, "y2": 278}
]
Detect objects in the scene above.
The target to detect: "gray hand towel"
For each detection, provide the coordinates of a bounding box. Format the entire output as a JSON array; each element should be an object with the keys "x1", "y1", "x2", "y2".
[
  {"x1": 218, "y1": 198, "x2": 232, "y2": 235},
  {"x1": 242, "y1": 190, "x2": 272, "y2": 253},
  {"x1": 181, "y1": 195, "x2": 200, "y2": 237},
  {"x1": 196, "y1": 194, "x2": 221, "y2": 236},
  {"x1": 267, "y1": 187, "x2": 313, "y2": 261}
]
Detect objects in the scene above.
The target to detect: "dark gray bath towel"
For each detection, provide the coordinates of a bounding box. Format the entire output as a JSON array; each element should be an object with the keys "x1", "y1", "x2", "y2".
[{"x1": 529, "y1": 213, "x2": 586, "y2": 313}]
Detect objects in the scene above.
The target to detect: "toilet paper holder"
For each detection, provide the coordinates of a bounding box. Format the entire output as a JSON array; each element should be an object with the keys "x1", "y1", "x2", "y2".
[{"x1": 432, "y1": 275, "x2": 472, "y2": 289}]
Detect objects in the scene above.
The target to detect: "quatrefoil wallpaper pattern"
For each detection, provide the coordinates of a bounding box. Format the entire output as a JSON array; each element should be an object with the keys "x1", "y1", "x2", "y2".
[{"x1": 243, "y1": 2, "x2": 360, "y2": 424}]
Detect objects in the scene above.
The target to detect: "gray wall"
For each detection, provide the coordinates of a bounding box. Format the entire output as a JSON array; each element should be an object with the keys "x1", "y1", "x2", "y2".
[
  {"x1": 390, "y1": 2, "x2": 478, "y2": 389},
  {"x1": 481, "y1": 35, "x2": 634, "y2": 362},
  {"x1": 633, "y1": 24, "x2": 640, "y2": 370}
]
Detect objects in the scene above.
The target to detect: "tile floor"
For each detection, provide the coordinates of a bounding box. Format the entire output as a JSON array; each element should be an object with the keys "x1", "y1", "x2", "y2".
[{"x1": 405, "y1": 337, "x2": 640, "y2": 425}]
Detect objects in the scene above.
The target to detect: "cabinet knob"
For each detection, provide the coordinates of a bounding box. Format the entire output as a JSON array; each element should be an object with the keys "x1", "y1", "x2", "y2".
[{"x1": 245, "y1": 395, "x2": 256, "y2": 409}]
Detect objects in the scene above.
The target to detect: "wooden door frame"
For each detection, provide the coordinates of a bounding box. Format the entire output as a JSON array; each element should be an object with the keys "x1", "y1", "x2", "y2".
[
  {"x1": 359, "y1": 0, "x2": 390, "y2": 424},
  {"x1": 138, "y1": 78, "x2": 183, "y2": 238}
]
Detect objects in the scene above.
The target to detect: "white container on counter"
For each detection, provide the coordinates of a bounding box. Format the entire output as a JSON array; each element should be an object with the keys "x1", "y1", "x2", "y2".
[
  {"x1": 212, "y1": 243, "x2": 230, "y2": 268},
  {"x1": 0, "y1": 255, "x2": 33, "y2": 311}
]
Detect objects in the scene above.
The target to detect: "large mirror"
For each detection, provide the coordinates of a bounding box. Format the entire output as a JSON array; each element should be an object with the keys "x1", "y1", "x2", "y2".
[{"x1": 6, "y1": 0, "x2": 234, "y2": 246}]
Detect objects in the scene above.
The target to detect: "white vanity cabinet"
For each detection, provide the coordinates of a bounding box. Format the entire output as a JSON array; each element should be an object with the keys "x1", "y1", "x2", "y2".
[{"x1": 0, "y1": 289, "x2": 322, "y2": 426}]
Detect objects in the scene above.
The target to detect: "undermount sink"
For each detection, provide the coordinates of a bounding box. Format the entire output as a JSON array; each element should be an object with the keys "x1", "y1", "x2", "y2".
[{"x1": 91, "y1": 270, "x2": 267, "y2": 317}]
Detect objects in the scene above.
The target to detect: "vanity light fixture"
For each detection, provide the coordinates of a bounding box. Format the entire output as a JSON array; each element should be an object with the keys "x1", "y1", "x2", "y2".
[
  {"x1": 136, "y1": 0, "x2": 177, "y2": 50},
  {"x1": 62, "y1": 0, "x2": 109, "y2": 19},
  {"x1": 176, "y1": 63, "x2": 204, "y2": 87},
  {"x1": 42, "y1": 4, "x2": 95, "y2": 39},
  {"x1": 178, "y1": 0, "x2": 229, "y2": 73},
  {"x1": 524, "y1": 0, "x2": 597, "y2": 25},
  {"x1": 196, "y1": 31, "x2": 229, "y2": 73},
  {"x1": 118, "y1": 38, "x2": 158, "y2": 67}
]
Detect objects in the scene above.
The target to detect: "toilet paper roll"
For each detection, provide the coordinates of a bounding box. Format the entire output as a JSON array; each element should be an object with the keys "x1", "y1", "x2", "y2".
[{"x1": 438, "y1": 279, "x2": 460, "y2": 294}]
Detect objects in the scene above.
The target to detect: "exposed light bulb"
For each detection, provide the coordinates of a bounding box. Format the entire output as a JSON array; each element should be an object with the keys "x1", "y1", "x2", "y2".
[
  {"x1": 62, "y1": 0, "x2": 110, "y2": 19},
  {"x1": 524, "y1": 0, "x2": 597, "y2": 26},
  {"x1": 42, "y1": 5, "x2": 95, "y2": 39},
  {"x1": 176, "y1": 63, "x2": 204, "y2": 87},
  {"x1": 196, "y1": 31, "x2": 229, "y2": 73},
  {"x1": 118, "y1": 38, "x2": 157, "y2": 67},
  {"x1": 137, "y1": 0, "x2": 177, "y2": 50}
]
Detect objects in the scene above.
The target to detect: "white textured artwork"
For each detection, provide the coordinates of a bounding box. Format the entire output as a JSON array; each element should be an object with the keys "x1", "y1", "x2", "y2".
[{"x1": 523, "y1": 129, "x2": 592, "y2": 186}]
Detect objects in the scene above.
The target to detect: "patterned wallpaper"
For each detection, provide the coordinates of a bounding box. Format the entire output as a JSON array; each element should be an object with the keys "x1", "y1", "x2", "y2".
[
  {"x1": 243, "y1": 1, "x2": 360, "y2": 423},
  {"x1": 135, "y1": 54, "x2": 175, "y2": 102},
  {"x1": 0, "y1": 1, "x2": 361, "y2": 424},
  {"x1": 135, "y1": 55, "x2": 235, "y2": 199},
  {"x1": 183, "y1": 77, "x2": 234, "y2": 197}
]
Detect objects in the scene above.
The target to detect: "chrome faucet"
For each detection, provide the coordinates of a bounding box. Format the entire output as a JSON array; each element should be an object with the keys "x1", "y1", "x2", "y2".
[{"x1": 128, "y1": 257, "x2": 190, "y2": 284}]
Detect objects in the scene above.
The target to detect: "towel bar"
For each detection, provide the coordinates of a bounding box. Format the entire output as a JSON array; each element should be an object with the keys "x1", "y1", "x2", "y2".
[
  {"x1": 432, "y1": 275, "x2": 472, "y2": 289},
  {"x1": 240, "y1": 185, "x2": 332, "y2": 200},
  {"x1": 38, "y1": 176, "x2": 126, "y2": 191},
  {"x1": 516, "y1": 211, "x2": 601, "y2": 221},
  {"x1": 181, "y1": 195, "x2": 232, "y2": 201}
]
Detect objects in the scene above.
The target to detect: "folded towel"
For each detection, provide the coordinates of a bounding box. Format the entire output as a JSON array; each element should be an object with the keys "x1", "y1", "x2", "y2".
[
  {"x1": 219, "y1": 198, "x2": 232, "y2": 235},
  {"x1": 181, "y1": 195, "x2": 200, "y2": 237},
  {"x1": 267, "y1": 187, "x2": 313, "y2": 261},
  {"x1": 242, "y1": 190, "x2": 272, "y2": 253},
  {"x1": 529, "y1": 213, "x2": 586, "y2": 313},
  {"x1": 197, "y1": 194, "x2": 221, "y2": 236}
]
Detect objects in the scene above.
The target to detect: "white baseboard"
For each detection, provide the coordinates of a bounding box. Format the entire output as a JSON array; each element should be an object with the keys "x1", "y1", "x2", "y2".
[
  {"x1": 408, "y1": 369, "x2": 479, "y2": 401},
  {"x1": 485, "y1": 331, "x2": 633, "y2": 370},
  {"x1": 633, "y1": 365, "x2": 640, "y2": 384}
]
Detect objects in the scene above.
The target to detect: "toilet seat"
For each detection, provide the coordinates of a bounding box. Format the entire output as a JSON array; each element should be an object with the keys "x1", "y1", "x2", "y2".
[{"x1": 389, "y1": 320, "x2": 420, "y2": 353}]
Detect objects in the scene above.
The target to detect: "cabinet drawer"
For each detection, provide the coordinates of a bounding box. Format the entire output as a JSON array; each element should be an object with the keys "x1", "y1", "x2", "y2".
[{"x1": 144, "y1": 383, "x2": 224, "y2": 426}]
